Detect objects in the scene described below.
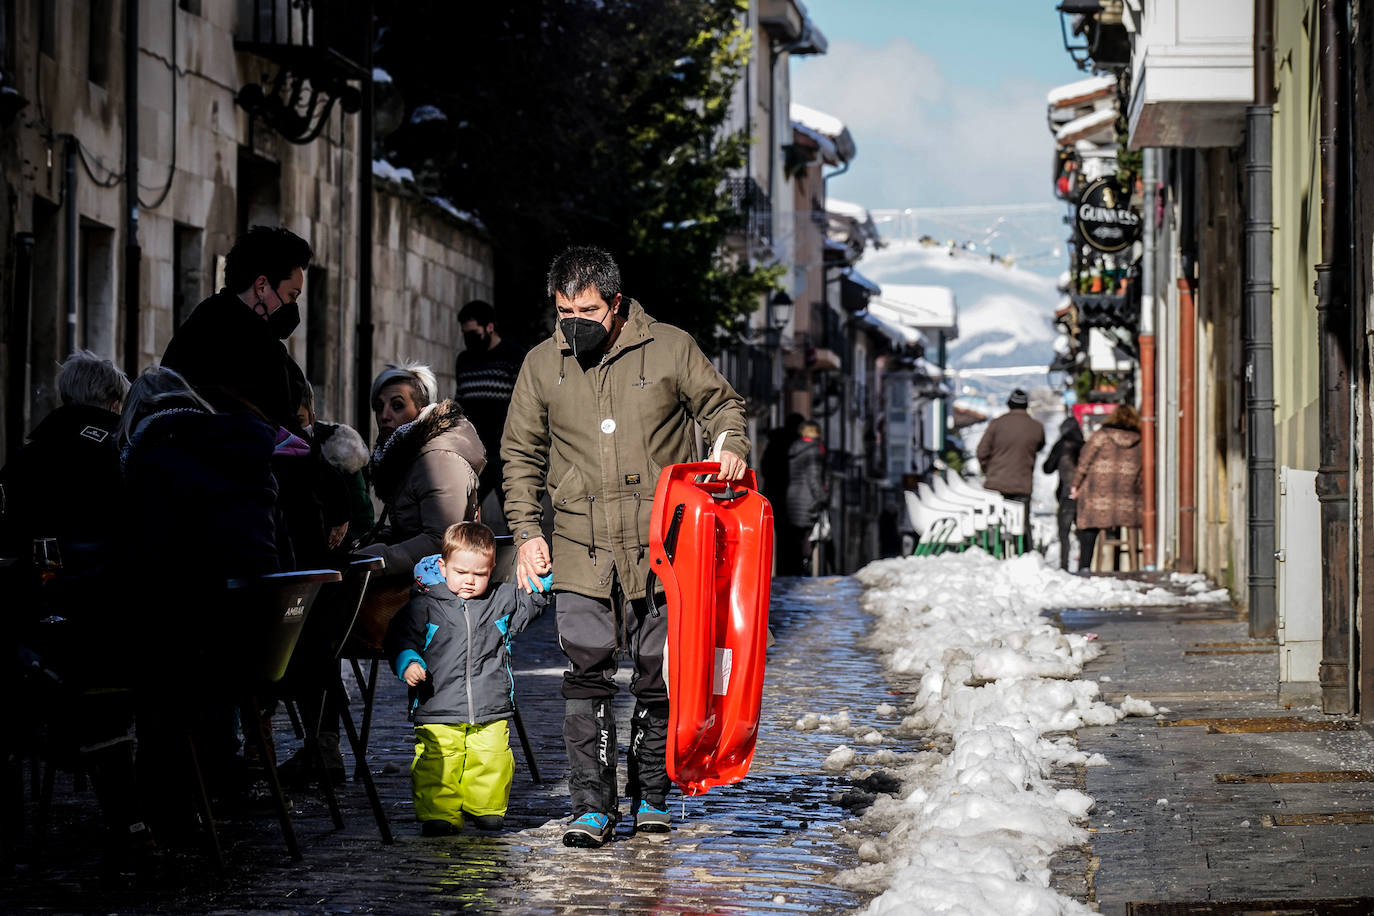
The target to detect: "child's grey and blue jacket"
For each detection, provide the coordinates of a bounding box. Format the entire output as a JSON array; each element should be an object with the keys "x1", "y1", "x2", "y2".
[{"x1": 383, "y1": 555, "x2": 549, "y2": 726}]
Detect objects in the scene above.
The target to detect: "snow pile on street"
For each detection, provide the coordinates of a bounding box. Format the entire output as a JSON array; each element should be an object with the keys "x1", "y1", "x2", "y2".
[{"x1": 830, "y1": 550, "x2": 1225, "y2": 915}]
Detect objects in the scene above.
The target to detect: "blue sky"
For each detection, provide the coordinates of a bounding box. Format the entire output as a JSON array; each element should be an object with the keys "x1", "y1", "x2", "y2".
[{"x1": 791, "y1": 0, "x2": 1083, "y2": 213}]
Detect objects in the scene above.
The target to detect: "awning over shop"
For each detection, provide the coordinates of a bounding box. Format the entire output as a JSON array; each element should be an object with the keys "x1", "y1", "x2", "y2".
[{"x1": 840, "y1": 266, "x2": 881, "y2": 312}]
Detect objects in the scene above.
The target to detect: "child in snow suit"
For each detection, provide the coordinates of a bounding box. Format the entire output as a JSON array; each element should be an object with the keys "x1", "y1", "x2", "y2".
[{"x1": 384, "y1": 521, "x2": 550, "y2": 836}]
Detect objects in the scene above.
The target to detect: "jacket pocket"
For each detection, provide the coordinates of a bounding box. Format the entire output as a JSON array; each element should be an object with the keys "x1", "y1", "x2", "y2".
[{"x1": 550, "y1": 466, "x2": 595, "y2": 548}]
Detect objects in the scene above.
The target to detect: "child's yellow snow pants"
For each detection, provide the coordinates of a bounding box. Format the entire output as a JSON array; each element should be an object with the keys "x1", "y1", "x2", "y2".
[{"x1": 411, "y1": 719, "x2": 513, "y2": 826}]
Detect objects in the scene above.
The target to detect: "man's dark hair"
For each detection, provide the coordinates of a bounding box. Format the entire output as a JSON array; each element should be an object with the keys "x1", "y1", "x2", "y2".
[
  {"x1": 458, "y1": 299, "x2": 496, "y2": 326},
  {"x1": 223, "y1": 225, "x2": 314, "y2": 294},
  {"x1": 547, "y1": 245, "x2": 621, "y2": 305}
]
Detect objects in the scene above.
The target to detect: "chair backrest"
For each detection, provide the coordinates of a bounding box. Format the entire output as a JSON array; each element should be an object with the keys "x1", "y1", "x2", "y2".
[
  {"x1": 221, "y1": 569, "x2": 341, "y2": 685},
  {"x1": 493, "y1": 534, "x2": 517, "y2": 586},
  {"x1": 289, "y1": 555, "x2": 386, "y2": 679}
]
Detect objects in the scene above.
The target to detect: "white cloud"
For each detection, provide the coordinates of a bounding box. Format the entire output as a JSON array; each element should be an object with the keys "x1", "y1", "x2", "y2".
[{"x1": 791, "y1": 38, "x2": 1056, "y2": 210}]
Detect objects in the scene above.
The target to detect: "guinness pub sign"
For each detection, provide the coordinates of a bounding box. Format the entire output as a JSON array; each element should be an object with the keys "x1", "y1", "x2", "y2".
[{"x1": 1075, "y1": 177, "x2": 1142, "y2": 253}]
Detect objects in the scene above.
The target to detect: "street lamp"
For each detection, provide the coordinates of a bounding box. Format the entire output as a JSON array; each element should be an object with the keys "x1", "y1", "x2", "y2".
[{"x1": 768, "y1": 289, "x2": 794, "y2": 331}]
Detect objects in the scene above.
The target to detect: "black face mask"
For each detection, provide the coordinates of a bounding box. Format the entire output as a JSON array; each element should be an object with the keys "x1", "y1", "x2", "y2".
[
  {"x1": 266, "y1": 301, "x2": 301, "y2": 339},
  {"x1": 560, "y1": 316, "x2": 609, "y2": 358},
  {"x1": 462, "y1": 331, "x2": 488, "y2": 352}
]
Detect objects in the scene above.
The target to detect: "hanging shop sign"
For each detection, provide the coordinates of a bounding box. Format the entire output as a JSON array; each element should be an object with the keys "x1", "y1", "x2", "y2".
[{"x1": 1075, "y1": 178, "x2": 1142, "y2": 253}]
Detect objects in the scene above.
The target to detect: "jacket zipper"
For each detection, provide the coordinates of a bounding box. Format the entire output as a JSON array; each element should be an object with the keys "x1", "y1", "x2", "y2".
[
  {"x1": 462, "y1": 598, "x2": 475, "y2": 720},
  {"x1": 587, "y1": 494, "x2": 597, "y2": 560}
]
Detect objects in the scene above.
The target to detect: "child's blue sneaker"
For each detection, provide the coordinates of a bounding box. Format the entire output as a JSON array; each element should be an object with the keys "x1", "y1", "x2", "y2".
[
  {"x1": 562, "y1": 812, "x2": 613, "y2": 848},
  {"x1": 634, "y1": 800, "x2": 670, "y2": 834}
]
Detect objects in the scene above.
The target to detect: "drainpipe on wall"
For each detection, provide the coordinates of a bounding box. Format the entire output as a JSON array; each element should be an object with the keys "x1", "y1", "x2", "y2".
[
  {"x1": 1315, "y1": 0, "x2": 1351, "y2": 714},
  {"x1": 1178, "y1": 274, "x2": 1197, "y2": 574},
  {"x1": 355, "y1": 1, "x2": 375, "y2": 436},
  {"x1": 1140, "y1": 149, "x2": 1158, "y2": 570},
  {"x1": 122, "y1": 0, "x2": 141, "y2": 374},
  {"x1": 1245, "y1": 0, "x2": 1277, "y2": 638},
  {"x1": 65, "y1": 136, "x2": 77, "y2": 360}
]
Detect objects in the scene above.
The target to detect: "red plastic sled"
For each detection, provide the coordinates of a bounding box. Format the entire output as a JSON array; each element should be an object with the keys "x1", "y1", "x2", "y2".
[{"x1": 648, "y1": 461, "x2": 774, "y2": 795}]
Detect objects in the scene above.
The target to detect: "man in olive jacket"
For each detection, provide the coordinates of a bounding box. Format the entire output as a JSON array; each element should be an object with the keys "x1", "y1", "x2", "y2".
[{"x1": 502, "y1": 245, "x2": 748, "y2": 848}]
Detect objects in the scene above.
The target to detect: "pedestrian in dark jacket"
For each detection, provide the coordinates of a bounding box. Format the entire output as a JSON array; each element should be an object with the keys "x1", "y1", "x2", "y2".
[
  {"x1": 1042, "y1": 415, "x2": 1085, "y2": 570},
  {"x1": 779, "y1": 420, "x2": 826, "y2": 576},
  {"x1": 975, "y1": 388, "x2": 1045, "y2": 537},
  {"x1": 1072, "y1": 405, "x2": 1143, "y2": 572},
  {"x1": 384, "y1": 522, "x2": 549, "y2": 836},
  {"x1": 454, "y1": 299, "x2": 526, "y2": 526},
  {"x1": 502, "y1": 245, "x2": 748, "y2": 847}
]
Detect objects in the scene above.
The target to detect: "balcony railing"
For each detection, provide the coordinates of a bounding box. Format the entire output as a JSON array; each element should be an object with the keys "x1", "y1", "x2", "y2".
[{"x1": 724, "y1": 177, "x2": 773, "y2": 248}]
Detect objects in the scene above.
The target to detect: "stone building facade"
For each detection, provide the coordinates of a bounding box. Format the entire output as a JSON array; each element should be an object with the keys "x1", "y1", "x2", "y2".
[{"x1": 0, "y1": 1, "x2": 491, "y2": 459}]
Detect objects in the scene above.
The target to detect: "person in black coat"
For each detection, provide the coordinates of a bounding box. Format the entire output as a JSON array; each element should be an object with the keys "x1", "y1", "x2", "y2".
[
  {"x1": 1, "y1": 350, "x2": 130, "y2": 575},
  {"x1": 161, "y1": 225, "x2": 312, "y2": 428},
  {"x1": 161, "y1": 226, "x2": 338, "y2": 569},
  {"x1": 1042, "y1": 414, "x2": 1085, "y2": 571},
  {"x1": 118, "y1": 366, "x2": 287, "y2": 828},
  {"x1": 779, "y1": 420, "x2": 827, "y2": 576}
]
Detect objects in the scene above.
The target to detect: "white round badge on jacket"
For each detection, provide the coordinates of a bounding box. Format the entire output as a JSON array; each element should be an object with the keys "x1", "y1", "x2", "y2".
[{"x1": 601, "y1": 418, "x2": 616, "y2": 434}]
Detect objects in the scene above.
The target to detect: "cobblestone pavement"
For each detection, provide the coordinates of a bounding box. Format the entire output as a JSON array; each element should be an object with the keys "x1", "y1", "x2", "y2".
[
  {"x1": 5, "y1": 577, "x2": 908, "y2": 914},
  {"x1": 1056, "y1": 597, "x2": 1374, "y2": 915}
]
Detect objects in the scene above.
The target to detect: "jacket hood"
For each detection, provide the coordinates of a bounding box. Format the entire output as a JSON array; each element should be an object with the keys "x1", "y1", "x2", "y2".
[
  {"x1": 1058, "y1": 417, "x2": 1084, "y2": 443},
  {"x1": 318, "y1": 421, "x2": 370, "y2": 474},
  {"x1": 370, "y1": 399, "x2": 485, "y2": 500},
  {"x1": 1100, "y1": 427, "x2": 1141, "y2": 448}
]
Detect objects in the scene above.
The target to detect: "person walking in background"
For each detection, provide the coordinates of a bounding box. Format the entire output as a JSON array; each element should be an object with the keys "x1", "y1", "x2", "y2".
[
  {"x1": 384, "y1": 522, "x2": 549, "y2": 837},
  {"x1": 975, "y1": 388, "x2": 1045, "y2": 540},
  {"x1": 780, "y1": 419, "x2": 826, "y2": 576},
  {"x1": 454, "y1": 299, "x2": 526, "y2": 533},
  {"x1": 1042, "y1": 414, "x2": 1085, "y2": 571},
  {"x1": 1072, "y1": 404, "x2": 1143, "y2": 572},
  {"x1": 502, "y1": 245, "x2": 748, "y2": 848}
]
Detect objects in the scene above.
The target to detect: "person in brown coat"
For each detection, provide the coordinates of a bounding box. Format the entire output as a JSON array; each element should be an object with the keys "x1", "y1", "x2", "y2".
[
  {"x1": 1071, "y1": 404, "x2": 1143, "y2": 572},
  {"x1": 975, "y1": 388, "x2": 1045, "y2": 537}
]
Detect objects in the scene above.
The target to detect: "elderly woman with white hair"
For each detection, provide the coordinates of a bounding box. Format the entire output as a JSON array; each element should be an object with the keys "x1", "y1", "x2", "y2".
[{"x1": 352, "y1": 362, "x2": 485, "y2": 643}]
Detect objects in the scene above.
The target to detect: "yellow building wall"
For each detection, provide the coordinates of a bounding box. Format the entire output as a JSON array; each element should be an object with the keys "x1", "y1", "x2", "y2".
[{"x1": 1271, "y1": 0, "x2": 1322, "y2": 472}]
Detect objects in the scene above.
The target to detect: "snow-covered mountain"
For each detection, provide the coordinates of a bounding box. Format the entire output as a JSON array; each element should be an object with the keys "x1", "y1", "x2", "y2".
[{"x1": 862, "y1": 240, "x2": 1060, "y2": 371}]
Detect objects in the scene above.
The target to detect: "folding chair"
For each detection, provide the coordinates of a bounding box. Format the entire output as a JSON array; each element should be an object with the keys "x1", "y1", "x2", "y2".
[
  {"x1": 280, "y1": 555, "x2": 393, "y2": 843},
  {"x1": 187, "y1": 569, "x2": 340, "y2": 868}
]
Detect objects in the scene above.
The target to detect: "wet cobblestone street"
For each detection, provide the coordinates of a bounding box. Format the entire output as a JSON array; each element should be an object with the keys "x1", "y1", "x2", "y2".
[{"x1": 6, "y1": 577, "x2": 904, "y2": 914}]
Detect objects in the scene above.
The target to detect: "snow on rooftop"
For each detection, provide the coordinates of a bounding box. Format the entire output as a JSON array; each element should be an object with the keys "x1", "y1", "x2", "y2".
[
  {"x1": 1046, "y1": 74, "x2": 1115, "y2": 107},
  {"x1": 792, "y1": 121, "x2": 839, "y2": 165},
  {"x1": 1055, "y1": 107, "x2": 1117, "y2": 146},
  {"x1": 371, "y1": 158, "x2": 415, "y2": 184},
  {"x1": 861, "y1": 307, "x2": 924, "y2": 348},
  {"x1": 871, "y1": 283, "x2": 958, "y2": 331},
  {"x1": 791, "y1": 102, "x2": 846, "y2": 138},
  {"x1": 866, "y1": 300, "x2": 929, "y2": 348},
  {"x1": 791, "y1": 102, "x2": 856, "y2": 163},
  {"x1": 410, "y1": 104, "x2": 447, "y2": 124},
  {"x1": 827, "y1": 198, "x2": 870, "y2": 221}
]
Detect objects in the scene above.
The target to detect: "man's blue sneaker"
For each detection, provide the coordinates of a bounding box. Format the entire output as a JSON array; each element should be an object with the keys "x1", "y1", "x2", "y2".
[
  {"x1": 634, "y1": 800, "x2": 670, "y2": 834},
  {"x1": 562, "y1": 812, "x2": 613, "y2": 848}
]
